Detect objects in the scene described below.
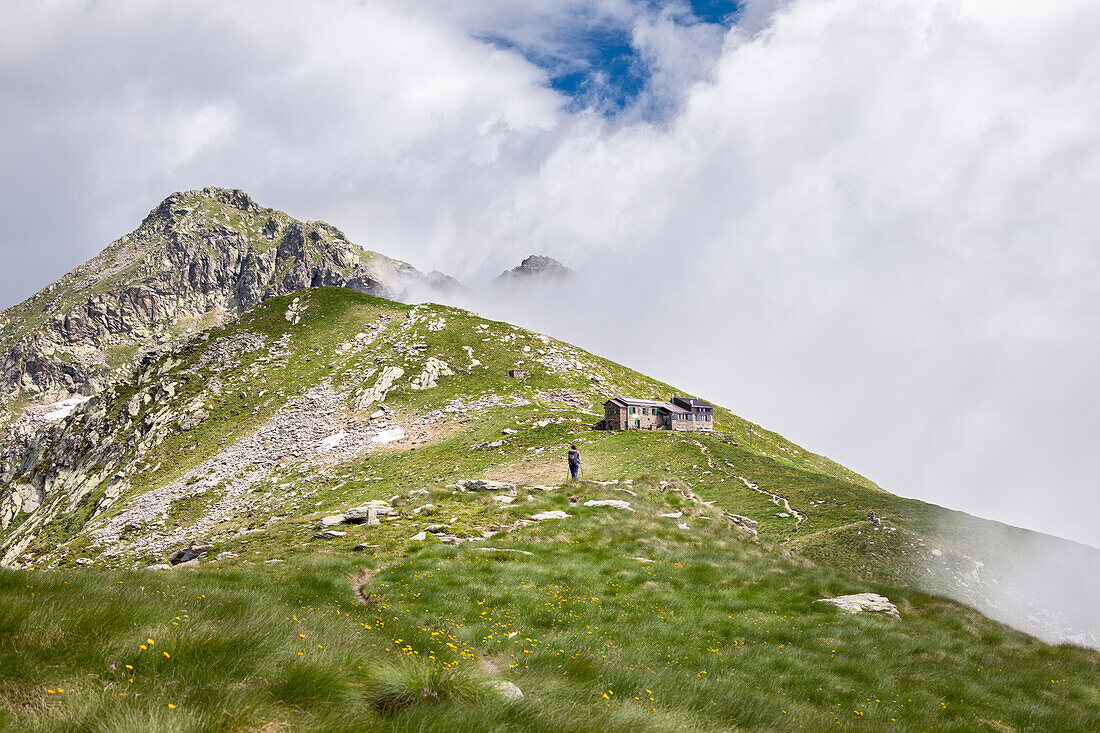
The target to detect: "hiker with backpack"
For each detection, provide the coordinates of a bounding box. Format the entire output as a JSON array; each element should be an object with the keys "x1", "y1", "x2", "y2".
[{"x1": 567, "y1": 444, "x2": 582, "y2": 480}]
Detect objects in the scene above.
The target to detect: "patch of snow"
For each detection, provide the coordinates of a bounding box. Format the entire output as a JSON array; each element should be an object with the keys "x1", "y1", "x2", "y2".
[
  {"x1": 371, "y1": 427, "x2": 406, "y2": 444},
  {"x1": 319, "y1": 431, "x2": 348, "y2": 451},
  {"x1": 42, "y1": 396, "x2": 90, "y2": 421}
]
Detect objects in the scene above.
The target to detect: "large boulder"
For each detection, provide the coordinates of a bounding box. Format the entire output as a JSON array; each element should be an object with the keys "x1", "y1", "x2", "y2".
[
  {"x1": 813, "y1": 593, "x2": 900, "y2": 619},
  {"x1": 168, "y1": 542, "x2": 213, "y2": 566},
  {"x1": 583, "y1": 499, "x2": 634, "y2": 511},
  {"x1": 727, "y1": 513, "x2": 759, "y2": 536},
  {"x1": 531, "y1": 510, "x2": 570, "y2": 521},
  {"x1": 343, "y1": 503, "x2": 393, "y2": 524}
]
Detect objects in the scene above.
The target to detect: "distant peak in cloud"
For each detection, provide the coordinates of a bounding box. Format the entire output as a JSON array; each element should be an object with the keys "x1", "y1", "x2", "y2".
[{"x1": 491, "y1": 254, "x2": 574, "y2": 287}]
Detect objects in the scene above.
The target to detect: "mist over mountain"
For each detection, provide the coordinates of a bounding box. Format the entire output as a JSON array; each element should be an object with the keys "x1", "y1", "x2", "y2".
[
  {"x1": 3, "y1": 2, "x2": 1099, "y2": 728},
  {"x1": 1, "y1": 193, "x2": 1097, "y2": 653}
]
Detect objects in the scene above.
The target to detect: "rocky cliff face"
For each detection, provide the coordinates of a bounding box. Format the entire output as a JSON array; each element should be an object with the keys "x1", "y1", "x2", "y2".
[{"x1": 0, "y1": 187, "x2": 430, "y2": 413}]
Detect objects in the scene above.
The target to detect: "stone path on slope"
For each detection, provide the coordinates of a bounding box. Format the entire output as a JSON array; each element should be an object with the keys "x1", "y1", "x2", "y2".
[{"x1": 690, "y1": 439, "x2": 805, "y2": 537}]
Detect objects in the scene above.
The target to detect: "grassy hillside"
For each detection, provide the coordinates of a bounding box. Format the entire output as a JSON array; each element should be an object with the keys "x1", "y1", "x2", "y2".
[
  {"x1": 2, "y1": 481, "x2": 1097, "y2": 732},
  {"x1": 1, "y1": 287, "x2": 878, "y2": 568},
  {"x1": 1, "y1": 286, "x2": 1098, "y2": 730}
]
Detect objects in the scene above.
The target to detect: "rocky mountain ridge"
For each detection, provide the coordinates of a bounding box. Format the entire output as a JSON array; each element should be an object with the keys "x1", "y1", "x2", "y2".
[{"x1": 0, "y1": 187, "x2": 438, "y2": 413}]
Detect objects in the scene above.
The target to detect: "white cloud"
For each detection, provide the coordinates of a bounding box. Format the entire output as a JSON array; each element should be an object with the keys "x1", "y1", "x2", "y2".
[
  {"x1": 0, "y1": 0, "x2": 564, "y2": 290},
  {"x1": 464, "y1": 0, "x2": 1100, "y2": 546}
]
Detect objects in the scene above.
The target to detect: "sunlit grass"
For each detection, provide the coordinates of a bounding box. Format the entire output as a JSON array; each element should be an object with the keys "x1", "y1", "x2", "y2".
[{"x1": 2, "y1": 483, "x2": 1097, "y2": 731}]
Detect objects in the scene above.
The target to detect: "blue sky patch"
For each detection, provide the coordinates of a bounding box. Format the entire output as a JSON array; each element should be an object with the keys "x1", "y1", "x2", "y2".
[{"x1": 482, "y1": 1, "x2": 740, "y2": 114}]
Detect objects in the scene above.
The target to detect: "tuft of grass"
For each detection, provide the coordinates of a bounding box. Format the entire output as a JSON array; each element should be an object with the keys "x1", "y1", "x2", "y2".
[{"x1": 361, "y1": 657, "x2": 488, "y2": 715}]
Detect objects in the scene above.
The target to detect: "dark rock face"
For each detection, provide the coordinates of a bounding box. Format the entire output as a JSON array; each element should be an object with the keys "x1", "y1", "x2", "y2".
[
  {"x1": 0, "y1": 187, "x2": 421, "y2": 406},
  {"x1": 492, "y1": 255, "x2": 573, "y2": 287},
  {"x1": 169, "y1": 542, "x2": 213, "y2": 565}
]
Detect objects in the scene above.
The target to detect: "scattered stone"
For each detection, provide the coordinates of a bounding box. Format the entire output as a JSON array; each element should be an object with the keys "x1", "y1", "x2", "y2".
[
  {"x1": 145, "y1": 563, "x2": 172, "y2": 571},
  {"x1": 407, "y1": 489, "x2": 430, "y2": 498},
  {"x1": 357, "y1": 366, "x2": 405, "y2": 407},
  {"x1": 473, "y1": 439, "x2": 506, "y2": 449},
  {"x1": 813, "y1": 593, "x2": 900, "y2": 619},
  {"x1": 264, "y1": 559, "x2": 284, "y2": 564},
  {"x1": 614, "y1": 487, "x2": 637, "y2": 496},
  {"x1": 410, "y1": 357, "x2": 454, "y2": 390},
  {"x1": 583, "y1": 499, "x2": 634, "y2": 511},
  {"x1": 528, "y1": 485, "x2": 556, "y2": 492},
  {"x1": 677, "y1": 523, "x2": 690, "y2": 530},
  {"x1": 475, "y1": 548, "x2": 534, "y2": 556},
  {"x1": 312, "y1": 530, "x2": 347, "y2": 540},
  {"x1": 727, "y1": 514, "x2": 758, "y2": 530},
  {"x1": 659, "y1": 512, "x2": 683, "y2": 519},
  {"x1": 530, "y1": 510, "x2": 570, "y2": 521},
  {"x1": 492, "y1": 680, "x2": 524, "y2": 700},
  {"x1": 344, "y1": 503, "x2": 393, "y2": 524},
  {"x1": 318, "y1": 431, "x2": 347, "y2": 452},
  {"x1": 631, "y1": 557, "x2": 654, "y2": 563},
  {"x1": 353, "y1": 543, "x2": 378, "y2": 552},
  {"x1": 75, "y1": 558, "x2": 93, "y2": 566},
  {"x1": 317, "y1": 515, "x2": 346, "y2": 529},
  {"x1": 409, "y1": 531, "x2": 428, "y2": 541},
  {"x1": 424, "y1": 524, "x2": 448, "y2": 533},
  {"x1": 502, "y1": 428, "x2": 518, "y2": 435},
  {"x1": 776, "y1": 512, "x2": 791, "y2": 518},
  {"x1": 413, "y1": 504, "x2": 437, "y2": 515},
  {"x1": 168, "y1": 542, "x2": 213, "y2": 566},
  {"x1": 175, "y1": 559, "x2": 201, "y2": 568},
  {"x1": 454, "y1": 479, "x2": 516, "y2": 492},
  {"x1": 215, "y1": 551, "x2": 239, "y2": 560},
  {"x1": 492, "y1": 495, "x2": 516, "y2": 504}
]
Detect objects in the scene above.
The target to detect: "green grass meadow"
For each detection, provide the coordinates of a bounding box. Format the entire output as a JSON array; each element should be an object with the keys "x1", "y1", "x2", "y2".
[
  {"x1": 3, "y1": 288, "x2": 1099, "y2": 731},
  {"x1": 2, "y1": 481, "x2": 1097, "y2": 732}
]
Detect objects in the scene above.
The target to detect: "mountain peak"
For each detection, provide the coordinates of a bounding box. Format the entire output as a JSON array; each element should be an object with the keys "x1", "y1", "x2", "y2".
[
  {"x1": 493, "y1": 254, "x2": 573, "y2": 286},
  {"x1": 0, "y1": 189, "x2": 427, "y2": 408}
]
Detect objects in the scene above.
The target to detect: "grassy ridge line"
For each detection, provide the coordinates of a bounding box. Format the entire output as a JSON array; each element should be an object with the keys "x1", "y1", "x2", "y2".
[
  {"x1": 4, "y1": 287, "x2": 884, "y2": 567},
  {"x1": 1, "y1": 480, "x2": 1097, "y2": 732}
]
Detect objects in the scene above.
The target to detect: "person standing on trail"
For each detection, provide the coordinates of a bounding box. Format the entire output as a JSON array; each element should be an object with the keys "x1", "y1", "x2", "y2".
[{"x1": 567, "y1": 444, "x2": 582, "y2": 480}]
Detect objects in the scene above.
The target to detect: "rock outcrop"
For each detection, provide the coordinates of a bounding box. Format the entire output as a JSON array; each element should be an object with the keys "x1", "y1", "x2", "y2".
[
  {"x1": 0, "y1": 187, "x2": 451, "y2": 410},
  {"x1": 813, "y1": 593, "x2": 901, "y2": 618}
]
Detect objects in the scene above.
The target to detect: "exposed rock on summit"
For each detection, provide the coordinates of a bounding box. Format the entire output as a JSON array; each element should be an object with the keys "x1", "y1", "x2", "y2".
[
  {"x1": 0, "y1": 187, "x2": 454, "y2": 411},
  {"x1": 492, "y1": 255, "x2": 573, "y2": 287}
]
